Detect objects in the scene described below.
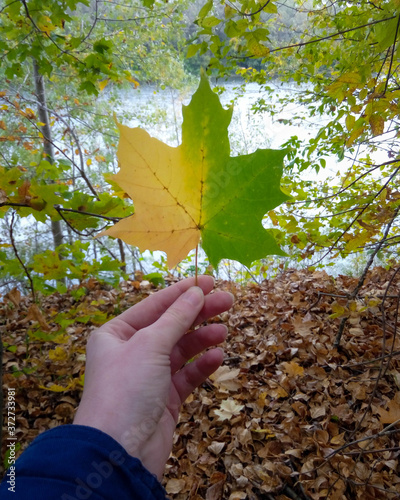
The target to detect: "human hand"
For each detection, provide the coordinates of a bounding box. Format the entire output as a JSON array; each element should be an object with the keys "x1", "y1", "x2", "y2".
[{"x1": 73, "y1": 275, "x2": 233, "y2": 479}]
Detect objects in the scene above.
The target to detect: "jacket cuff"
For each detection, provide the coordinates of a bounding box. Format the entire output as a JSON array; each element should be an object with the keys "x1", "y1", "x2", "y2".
[{"x1": 2, "y1": 424, "x2": 167, "y2": 499}]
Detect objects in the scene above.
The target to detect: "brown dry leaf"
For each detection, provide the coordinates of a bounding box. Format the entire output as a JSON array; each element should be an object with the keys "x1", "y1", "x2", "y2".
[
  {"x1": 165, "y1": 478, "x2": 186, "y2": 495},
  {"x1": 228, "y1": 492, "x2": 247, "y2": 500},
  {"x1": 5, "y1": 287, "x2": 21, "y2": 307},
  {"x1": 5, "y1": 269, "x2": 400, "y2": 499},
  {"x1": 208, "y1": 441, "x2": 226, "y2": 455},
  {"x1": 330, "y1": 433, "x2": 346, "y2": 446},
  {"x1": 214, "y1": 399, "x2": 244, "y2": 421},
  {"x1": 292, "y1": 315, "x2": 317, "y2": 336},
  {"x1": 281, "y1": 360, "x2": 305, "y2": 377},
  {"x1": 269, "y1": 386, "x2": 289, "y2": 399},
  {"x1": 209, "y1": 366, "x2": 241, "y2": 391},
  {"x1": 377, "y1": 397, "x2": 400, "y2": 424},
  {"x1": 23, "y1": 304, "x2": 51, "y2": 331},
  {"x1": 205, "y1": 479, "x2": 225, "y2": 500}
]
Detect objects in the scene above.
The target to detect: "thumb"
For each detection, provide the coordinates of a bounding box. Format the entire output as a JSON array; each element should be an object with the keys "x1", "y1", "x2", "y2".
[{"x1": 146, "y1": 286, "x2": 205, "y2": 351}]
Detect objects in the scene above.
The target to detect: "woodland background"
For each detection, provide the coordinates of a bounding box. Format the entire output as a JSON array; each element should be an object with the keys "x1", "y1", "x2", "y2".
[{"x1": 1, "y1": 0, "x2": 400, "y2": 498}]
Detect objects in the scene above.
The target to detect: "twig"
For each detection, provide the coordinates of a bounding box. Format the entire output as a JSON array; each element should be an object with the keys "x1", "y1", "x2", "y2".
[
  {"x1": 54, "y1": 205, "x2": 121, "y2": 222},
  {"x1": 195, "y1": 244, "x2": 198, "y2": 286},
  {"x1": 268, "y1": 16, "x2": 397, "y2": 54},
  {"x1": 314, "y1": 164, "x2": 400, "y2": 268},
  {"x1": 334, "y1": 206, "x2": 400, "y2": 346},
  {"x1": 8, "y1": 211, "x2": 35, "y2": 300},
  {"x1": 53, "y1": 206, "x2": 116, "y2": 237},
  {"x1": 282, "y1": 484, "x2": 308, "y2": 500},
  {"x1": 228, "y1": 0, "x2": 272, "y2": 17},
  {"x1": 383, "y1": 14, "x2": 400, "y2": 95},
  {"x1": 81, "y1": 0, "x2": 98, "y2": 43},
  {"x1": 338, "y1": 347, "x2": 400, "y2": 368}
]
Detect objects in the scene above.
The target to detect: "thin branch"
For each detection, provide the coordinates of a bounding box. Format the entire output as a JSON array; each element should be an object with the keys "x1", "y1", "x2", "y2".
[
  {"x1": 8, "y1": 211, "x2": 35, "y2": 300},
  {"x1": 228, "y1": 0, "x2": 272, "y2": 17},
  {"x1": 312, "y1": 164, "x2": 400, "y2": 266},
  {"x1": 81, "y1": 0, "x2": 99, "y2": 43},
  {"x1": 334, "y1": 206, "x2": 400, "y2": 346},
  {"x1": 0, "y1": 202, "x2": 123, "y2": 225},
  {"x1": 24, "y1": 97, "x2": 100, "y2": 200},
  {"x1": 0, "y1": 0, "x2": 20, "y2": 14},
  {"x1": 21, "y1": 0, "x2": 84, "y2": 66},
  {"x1": 94, "y1": 239, "x2": 119, "y2": 261},
  {"x1": 21, "y1": 0, "x2": 42, "y2": 33},
  {"x1": 383, "y1": 14, "x2": 400, "y2": 95},
  {"x1": 54, "y1": 206, "x2": 121, "y2": 222},
  {"x1": 287, "y1": 159, "x2": 400, "y2": 206},
  {"x1": 54, "y1": 207, "x2": 112, "y2": 237},
  {"x1": 267, "y1": 16, "x2": 397, "y2": 54},
  {"x1": 3, "y1": 95, "x2": 100, "y2": 200}
]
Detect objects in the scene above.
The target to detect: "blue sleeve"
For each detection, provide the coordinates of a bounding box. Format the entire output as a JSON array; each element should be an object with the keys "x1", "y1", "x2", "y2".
[{"x1": 0, "y1": 424, "x2": 167, "y2": 499}]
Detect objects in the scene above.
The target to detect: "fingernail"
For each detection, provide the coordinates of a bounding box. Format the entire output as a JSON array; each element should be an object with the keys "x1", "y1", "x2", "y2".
[{"x1": 184, "y1": 286, "x2": 204, "y2": 306}]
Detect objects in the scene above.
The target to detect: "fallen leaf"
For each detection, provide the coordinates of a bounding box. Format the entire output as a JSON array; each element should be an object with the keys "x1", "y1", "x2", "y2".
[
  {"x1": 208, "y1": 441, "x2": 226, "y2": 455},
  {"x1": 5, "y1": 287, "x2": 21, "y2": 307},
  {"x1": 281, "y1": 361, "x2": 305, "y2": 377},
  {"x1": 22, "y1": 304, "x2": 51, "y2": 331},
  {"x1": 214, "y1": 398, "x2": 244, "y2": 421},
  {"x1": 206, "y1": 479, "x2": 225, "y2": 500},
  {"x1": 377, "y1": 398, "x2": 400, "y2": 424},
  {"x1": 209, "y1": 366, "x2": 241, "y2": 391},
  {"x1": 48, "y1": 346, "x2": 68, "y2": 361},
  {"x1": 165, "y1": 478, "x2": 186, "y2": 494}
]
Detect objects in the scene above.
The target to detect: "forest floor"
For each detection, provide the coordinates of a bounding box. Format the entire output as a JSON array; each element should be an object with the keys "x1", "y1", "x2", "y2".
[{"x1": 1, "y1": 267, "x2": 400, "y2": 499}]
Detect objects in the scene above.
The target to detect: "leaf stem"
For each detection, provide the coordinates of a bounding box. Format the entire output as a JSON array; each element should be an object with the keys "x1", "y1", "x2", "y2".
[{"x1": 195, "y1": 244, "x2": 198, "y2": 286}]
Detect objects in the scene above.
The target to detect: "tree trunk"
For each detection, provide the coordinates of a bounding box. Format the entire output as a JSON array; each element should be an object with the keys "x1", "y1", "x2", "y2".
[
  {"x1": 33, "y1": 60, "x2": 64, "y2": 250},
  {"x1": 118, "y1": 239, "x2": 126, "y2": 273}
]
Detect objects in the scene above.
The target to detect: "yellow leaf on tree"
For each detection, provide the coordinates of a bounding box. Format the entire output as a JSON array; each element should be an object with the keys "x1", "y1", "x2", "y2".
[
  {"x1": 99, "y1": 79, "x2": 109, "y2": 92},
  {"x1": 345, "y1": 231, "x2": 370, "y2": 252},
  {"x1": 369, "y1": 114, "x2": 384, "y2": 136},
  {"x1": 127, "y1": 75, "x2": 140, "y2": 88}
]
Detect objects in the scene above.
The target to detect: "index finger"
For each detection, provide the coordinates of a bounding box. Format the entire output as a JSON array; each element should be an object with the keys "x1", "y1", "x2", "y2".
[{"x1": 109, "y1": 275, "x2": 216, "y2": 334}]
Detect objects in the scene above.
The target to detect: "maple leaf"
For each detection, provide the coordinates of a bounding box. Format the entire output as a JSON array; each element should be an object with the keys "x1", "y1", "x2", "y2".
[
  {"x1": 99, "y1": 74, "x2": 289, "y2": 268},
  {"x1": 281, "y1": 360, "x2": 305, "y2": 377},
  {"x1": 209, "y1": 365, "x2": 241, "y2": 391},
  {"x1": 214, "y1": 398, "x2": 245, "y2": 421},
  {"x1": 377, "y1": 397, "x2": 400, "y2": 424}
]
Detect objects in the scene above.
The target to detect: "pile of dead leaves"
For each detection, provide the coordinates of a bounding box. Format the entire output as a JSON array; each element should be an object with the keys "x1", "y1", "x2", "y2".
[{"x1": 1, "y1": 267, "x2": 400, "y2": 499}]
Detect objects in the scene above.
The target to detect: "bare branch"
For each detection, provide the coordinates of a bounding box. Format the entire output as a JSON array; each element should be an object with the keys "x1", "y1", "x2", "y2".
[
  {"x1": 267, "y1": 16, "x2": 397, "y2": 54},
  {"x1": 227, "y1": 0, "x2": 272, "y2": 17},
  {"x1": 8, "y1": 211, "x2": 35, "y2": 300},
  {"x1": 383, "y1": 14, "x2": 400, "y2": 95}
]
